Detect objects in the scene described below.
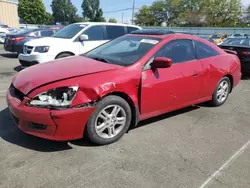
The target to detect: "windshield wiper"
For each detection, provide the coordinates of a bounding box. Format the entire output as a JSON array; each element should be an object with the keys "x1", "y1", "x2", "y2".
[{"x1": 90, "y1": 56, "x2": 110, "y2": 63}]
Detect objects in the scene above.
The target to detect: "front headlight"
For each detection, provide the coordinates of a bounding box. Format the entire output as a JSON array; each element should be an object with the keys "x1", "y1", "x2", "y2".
[
  {"x1": 34, "y1": 46, "x2": 50, "y2": 53},
  {"x1": 28, "y1": 86, "x2": 78, "y2": 109}
]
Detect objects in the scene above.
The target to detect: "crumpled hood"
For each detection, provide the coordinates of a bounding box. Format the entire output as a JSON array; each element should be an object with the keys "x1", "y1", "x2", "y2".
[
  {"x1": 12, "y1": 56, "x2": 121, "y2": 94},
  {"x1": 24, "y1": 37, "x2": 70, "y2": 46}
]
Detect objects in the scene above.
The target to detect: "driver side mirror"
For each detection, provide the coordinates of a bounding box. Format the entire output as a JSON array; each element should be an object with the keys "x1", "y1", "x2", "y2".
[
  {"x1": 151, "y1": 57, "x2": 172, "y2": 69},
  {"x1": 79, "y1": 34, "x2": 89, "y2": 42}
]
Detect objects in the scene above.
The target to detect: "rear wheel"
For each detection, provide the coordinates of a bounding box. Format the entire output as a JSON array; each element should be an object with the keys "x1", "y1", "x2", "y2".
[
  {"x1": 55, "y1": 53, "x2": 73, "y2": 59},
  {"x1": 86, "y1": 95, "x2": 132, "y2": 145},
  {"x1": 211, "y1": 77, "x2": 231, "y2": 107}
]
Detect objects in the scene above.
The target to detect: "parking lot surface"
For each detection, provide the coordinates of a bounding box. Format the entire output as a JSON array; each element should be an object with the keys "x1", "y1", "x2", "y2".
[{"x1": 0, "y1": 45, "x2": 250, "y2": 188}]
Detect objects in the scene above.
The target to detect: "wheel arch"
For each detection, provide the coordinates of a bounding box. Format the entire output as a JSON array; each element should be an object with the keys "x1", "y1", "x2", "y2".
[
  {"x1": 55, "y1": 51, "x2": 75, "y2": 59},
  {"x1": 105, "y1": 92, "x2": 140, "y2": 129},
  {"x1": 224, "y1": 74, "x2": 234, "y2": 93}
]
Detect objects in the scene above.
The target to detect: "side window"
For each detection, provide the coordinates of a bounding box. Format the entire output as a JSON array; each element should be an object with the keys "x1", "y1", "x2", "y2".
[
  {"x1": 106, "y1": 26, "x2": 125, "y2": 40},
  {"x1": 156, "y1": 39, "x2": 196, "y2": 64},
  {"x1": 196, "y1": 41, "x2": 219, "y2": 59},
  {"x1": 127, "y1": 26, "x2": 139, "y2": 33},
  {"x1": 83, "y1": 26, "x2": 105, "y2": 41},
  {"x1": 40, "y1": 30, "x2": 54, "y2": 37},
  {"x1": 28, "y1": 31, "x2": 39, "y2": 37}
]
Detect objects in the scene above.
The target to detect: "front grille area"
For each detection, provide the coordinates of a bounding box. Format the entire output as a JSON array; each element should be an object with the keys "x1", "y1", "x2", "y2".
[
  {"x1": 9, "y1": 84, "x2": 25, "y2": 101},
  {"x1": 23, "y1": 45, "x2": 33, "y2": 54},
  {"x1": 28, "y1": 123, "x2": 47, "y2": 130}
]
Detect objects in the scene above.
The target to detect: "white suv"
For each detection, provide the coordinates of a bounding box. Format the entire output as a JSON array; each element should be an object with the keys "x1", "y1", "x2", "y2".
[{"x1": 18, "y1": 22, "x2": 141, "y2": 66}]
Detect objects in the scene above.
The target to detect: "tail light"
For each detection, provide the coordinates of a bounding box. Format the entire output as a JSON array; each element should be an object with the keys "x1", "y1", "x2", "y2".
[
  {"x1": 11, "y1": 37, "x2": 25, "y2": 43},
  {"x1": 241, "y1": 51, "x2": 250, "y2": 56}
]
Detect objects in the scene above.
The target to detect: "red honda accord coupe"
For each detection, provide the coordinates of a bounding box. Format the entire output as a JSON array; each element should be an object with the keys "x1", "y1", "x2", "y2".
[{"x1": 7, "y1": 30, "x2": 241, "y2": 145}]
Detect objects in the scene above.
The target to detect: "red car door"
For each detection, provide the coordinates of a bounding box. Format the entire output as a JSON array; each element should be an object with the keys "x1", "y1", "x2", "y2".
[{"x1": 140, "y1": 39, "x2": 204, "y2": 118}]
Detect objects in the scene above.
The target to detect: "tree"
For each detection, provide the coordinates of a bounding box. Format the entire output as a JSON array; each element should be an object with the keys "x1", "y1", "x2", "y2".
[
  {"x1": 177, "y1": 0, "x2": 205, "y2": 27},
  {"x1": 18, "y1": 0, "x2": 47, "y2": 24},
  {"x1": 51, "y1": 0, "x2": 78, "y2": 25},
  {"x1": 82, "y1": 0, "x2": 106, "y2": 22},
  {"x1": 134, "y1": 0, "x2": 181, "y2": 26},
  {"x1": 240, "y1": 5, "x2": 250, "y2": 26},
  {"x1": 203, "y1": 0, "x2": 242, "y2": 27},
  {"x1": 151, "y1": 0, "x2": 181, "y2": 26},
  {"x1": 108, "y1": 18, "x2": 117, "y2": 23},
  {"x1": 45, "y1": 12, "x2": 54, "y2": 25},
  {"x1": 134, "y1": 5, "x2": 157, "y2": 26},
  {"x1": 72, "y1": 15, "x2": 87, "y2": 23}
]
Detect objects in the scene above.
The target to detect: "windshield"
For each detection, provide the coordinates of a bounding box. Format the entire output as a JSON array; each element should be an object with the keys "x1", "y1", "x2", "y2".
[
  {"x1": 222, "y1": 38, "x2": 250, "y2": 46},
  {"x1": 84, "y1": 35, "x2": 161, "y2": 66},
  {"x1": 0, "y1": 25, "x2": 8, "y2": 28},
  {"x1": 211, "y1": 35, "x2": 220, "y2": 39},
  {"x1": 15, "y1": 29, "x2": 35, "y2": 35},
  {"x1": 52, "y1": 24, "x2": 87, "y2": 39},
  {"x1": 232, "y1": 34, "x2": 242, "y2": 37}
]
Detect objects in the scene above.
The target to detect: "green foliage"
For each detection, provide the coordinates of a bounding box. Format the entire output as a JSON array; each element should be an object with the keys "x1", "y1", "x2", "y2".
[
  {"x1": 18, "y1": 0, "x2": 47, "y2": 24},
  {"x1": 203, "y1": 0, "x2": 242, "y2": 27},
  {"x1": 51, "y1": 0, "x2": 78, "y2": 25},
  {"x1": 108, "y1": 18, "x2": 117, "y2": 23},
  {"x1": 72, "y1": 15, "x2": 87, "y2": 23},
  {"x1": 82, "y1": 0, "x2": 106, "y2": 22},
  {"x1": 134, "y1": 0, "x2": 245, "y2": 27},
  {"x1": 178, "y1": 0, "x2": 205, "y2": 26},
  {"x1": 44, "y1": 12, "x2": 54, "y2": 25},
  {"x1": 134, "y1": 6, "x2": 156, "y2": 26},
  {"x1": 134, "y1": 0, "x2": 181, "y2": 26}
]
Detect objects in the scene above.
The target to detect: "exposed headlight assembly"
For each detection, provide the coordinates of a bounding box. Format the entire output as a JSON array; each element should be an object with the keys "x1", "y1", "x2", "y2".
[
  {"x1": 34, "y1": 46, "x2": 50, "y2": 53},
  {"x1": 28, "y1": 86, "x2": 78, "y2": 109}
]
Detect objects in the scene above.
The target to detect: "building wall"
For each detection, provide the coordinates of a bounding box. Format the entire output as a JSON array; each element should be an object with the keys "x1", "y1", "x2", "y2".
[{"x1": 0, "y1": 0, "x2": 18, "y2": 27}]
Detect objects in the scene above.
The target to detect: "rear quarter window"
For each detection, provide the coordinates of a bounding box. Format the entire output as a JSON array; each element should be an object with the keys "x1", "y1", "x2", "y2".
[
  {"x1": 196, "y1": 41, "x2": 219, "y2": 59},
  {"x1": 40, "y1": 30, "x2": 54, "y2": 37},
  {"x1": 106, "y1": 26, "x2": 125, "y2": 40},
  {"x1": 127, "y1": 26, "x2": 139, "y2": 34}
]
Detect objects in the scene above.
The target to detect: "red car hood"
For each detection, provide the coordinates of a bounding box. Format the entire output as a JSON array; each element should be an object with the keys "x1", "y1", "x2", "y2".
[{"x1": 12, "y1": 56, "x2": 121, "y2": 95}]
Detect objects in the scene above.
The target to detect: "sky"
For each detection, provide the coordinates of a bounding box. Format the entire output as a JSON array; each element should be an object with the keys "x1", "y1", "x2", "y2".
[
  {"x1": 14, "y1": 0, "x2": 250, "y2": 23},
  {"x1": 42, "y1": 0, "x2": 155, "y2": 23}
]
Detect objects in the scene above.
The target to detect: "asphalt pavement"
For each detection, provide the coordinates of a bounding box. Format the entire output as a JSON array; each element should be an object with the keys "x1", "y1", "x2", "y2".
[{"x1": 0, "y1": 45, "x2": 250, "y2": 188}]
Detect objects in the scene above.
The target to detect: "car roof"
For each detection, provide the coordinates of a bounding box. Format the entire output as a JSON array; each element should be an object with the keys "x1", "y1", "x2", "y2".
[
  {"x1": 73, "y1": 22, "x2": 141, "y2": 28},
  {"x1": 130, "y1": 29, "x2": 195, "y2": 39},
  {"x1": 227, "y1": 37, "x2": 249, "y2": 39}
]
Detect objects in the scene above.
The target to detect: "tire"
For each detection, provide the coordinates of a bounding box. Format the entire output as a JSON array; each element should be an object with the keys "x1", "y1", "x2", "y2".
[
  {"x1": 86, "y1": 95, "x2": 132, "y2": 145},
  {"x1": 55, "y1": 53, "x2": 73, "y2": 59},
  {"x1": 211, "y1": 77, "x2": 231, "y2": 107}
]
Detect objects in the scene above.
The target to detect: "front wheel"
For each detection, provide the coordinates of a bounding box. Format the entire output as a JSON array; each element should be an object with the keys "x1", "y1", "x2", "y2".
[
  {"x1": 211, "y1": 77, "x2": 231, "y2": 107},
  {"x1": 86, "y1": 95, "x2": 132, "y2": 145}
]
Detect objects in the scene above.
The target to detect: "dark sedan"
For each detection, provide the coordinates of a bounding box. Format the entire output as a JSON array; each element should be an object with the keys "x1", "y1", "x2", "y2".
[
  {"x1": 218, "y1": 37, "x2": 250, "y2": 74},
  {"x1": 4, "y1": 28, "x2": 57, "y2": 54}
]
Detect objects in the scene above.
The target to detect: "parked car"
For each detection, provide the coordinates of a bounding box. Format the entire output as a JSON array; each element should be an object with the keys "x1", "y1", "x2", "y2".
[
  {"x1": 18, "y1": 22, "x2": 141, "y2": 66},
  {"x1": 0, "y1": 24, "x2": 10, "y2": 43},
  {"x1": 218, "y1": 37, "x2": 250, "y2": 74},
  {"x1": 229, "y1": 33, "x2": 248, "y2": 38},
  {"x1": 200, "y1": 36, "x2": 216, "y2": 44},
  {"x1": 7, "y1": 29, "x2": 241, "y2": 145},
  {"x1": 209, "y1": 34, "x2": 228, "y2": 45},
  {"x1": 4, "y1": 28, "x2": 57, "y2": 54}
]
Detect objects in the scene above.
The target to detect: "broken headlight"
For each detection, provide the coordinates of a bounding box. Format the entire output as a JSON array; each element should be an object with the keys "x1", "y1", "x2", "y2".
[{"x1": 28, "y1": 86, "x2": 78, "y2": 109}]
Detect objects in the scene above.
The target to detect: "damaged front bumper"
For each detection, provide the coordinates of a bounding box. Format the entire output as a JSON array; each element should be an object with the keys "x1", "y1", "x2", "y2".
[{"x1": 6, "y1": 90, "x2": 95, "y2": 141}]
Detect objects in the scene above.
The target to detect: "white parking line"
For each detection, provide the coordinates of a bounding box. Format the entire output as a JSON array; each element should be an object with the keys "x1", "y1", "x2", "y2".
[
  {"x1": 0, "y1": 90, "x2": 7, "y2": 93},
  {"x1": 199, "y1": 140, "x2": 250, "y2": 188}
]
